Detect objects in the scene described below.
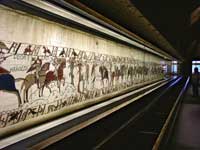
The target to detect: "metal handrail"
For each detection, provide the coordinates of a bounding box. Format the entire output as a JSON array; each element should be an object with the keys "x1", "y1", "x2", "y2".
[{"x1": 153, "y1": 76, "x2": 190, "y2": 150}]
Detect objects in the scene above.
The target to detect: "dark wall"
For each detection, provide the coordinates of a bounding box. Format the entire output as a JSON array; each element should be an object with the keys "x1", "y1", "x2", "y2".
[{"x1": 180, "y1": 59, "x2": 192, "y2": 76}]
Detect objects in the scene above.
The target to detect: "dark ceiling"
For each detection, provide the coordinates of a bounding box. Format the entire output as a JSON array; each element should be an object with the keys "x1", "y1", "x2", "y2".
[
  {"x1": 77, "y1": 0, "x2": 200, "y2": 60},
  {"x1": 131, "y1": 0, "x2": 200, "y2": 58}
]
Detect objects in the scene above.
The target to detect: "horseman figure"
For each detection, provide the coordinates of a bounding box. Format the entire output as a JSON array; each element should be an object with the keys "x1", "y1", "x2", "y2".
[
  {"x1": 27, "y1": 57, "x2": 42, "y2": 88},
  {"x1": 0, "y1": 42, "x2": 10, "y2": 74},
  {"x1": 0, "y1": 41, "x2": 23, "y2": 107}
]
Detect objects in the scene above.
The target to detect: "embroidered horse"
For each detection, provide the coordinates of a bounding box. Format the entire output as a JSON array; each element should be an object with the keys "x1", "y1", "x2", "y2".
[
  {"x1": 20, "y1": 62, "x2": 50, "y2": 102},
  {"x1": 0, "y1": 74, "x2": 24, "y2": 107},
  {"x1": 42, "y1": 60, "x2": 66, "y2": 94}
]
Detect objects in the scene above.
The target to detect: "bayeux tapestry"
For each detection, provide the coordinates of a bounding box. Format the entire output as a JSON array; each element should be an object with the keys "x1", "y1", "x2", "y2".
[{"x1": 0, "y1": 40, "x2": 164, "y2": 132}]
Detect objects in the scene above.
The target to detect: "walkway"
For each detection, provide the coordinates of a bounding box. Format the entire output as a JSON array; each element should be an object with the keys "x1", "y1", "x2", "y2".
[{"x1": 169, "y1": 85, "x2": 200, "y2": 150}]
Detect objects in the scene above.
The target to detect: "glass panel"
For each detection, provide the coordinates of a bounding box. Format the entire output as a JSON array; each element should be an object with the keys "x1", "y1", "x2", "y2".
[
  {"x1": 192, "y1": 60, "x2": 200, "y2": 73},
  {"x1": 171, "y1": 64, "x2": 177, "y2": 73}
]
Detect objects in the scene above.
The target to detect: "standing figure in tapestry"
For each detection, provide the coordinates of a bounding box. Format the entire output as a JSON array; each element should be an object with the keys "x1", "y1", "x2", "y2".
[
  {"x1": 84, "y1": 60, "x2": 90, "y2": 89},
  {"x1": 68, "y1": 50, "x2": 78, "y2": 86},
  {"x1": 91, "y1": 61, "x2": 98, "y2": 89},
  {"x1": 77, "y1": 60, "x2": 85, "y2": 94},
  {"x1": 108, "y1": 61, "x2": 114, "y2": 87},
  {"x1": 127, "y1": 65, "x2": 134, "y2": 83},
  {"x1": 99, "y1": 64, "x2": 109, "y2": 88}
]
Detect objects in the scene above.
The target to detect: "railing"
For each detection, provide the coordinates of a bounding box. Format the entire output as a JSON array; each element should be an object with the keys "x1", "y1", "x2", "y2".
[{"x1": 153, "y1": 77, "x2": 190, "y2": 150}]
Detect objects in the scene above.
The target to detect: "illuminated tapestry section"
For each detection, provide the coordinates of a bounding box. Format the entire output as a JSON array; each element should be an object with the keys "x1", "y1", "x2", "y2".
[{"x1": 0, "y1": 6, "x2": 164, "y2": 130}]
